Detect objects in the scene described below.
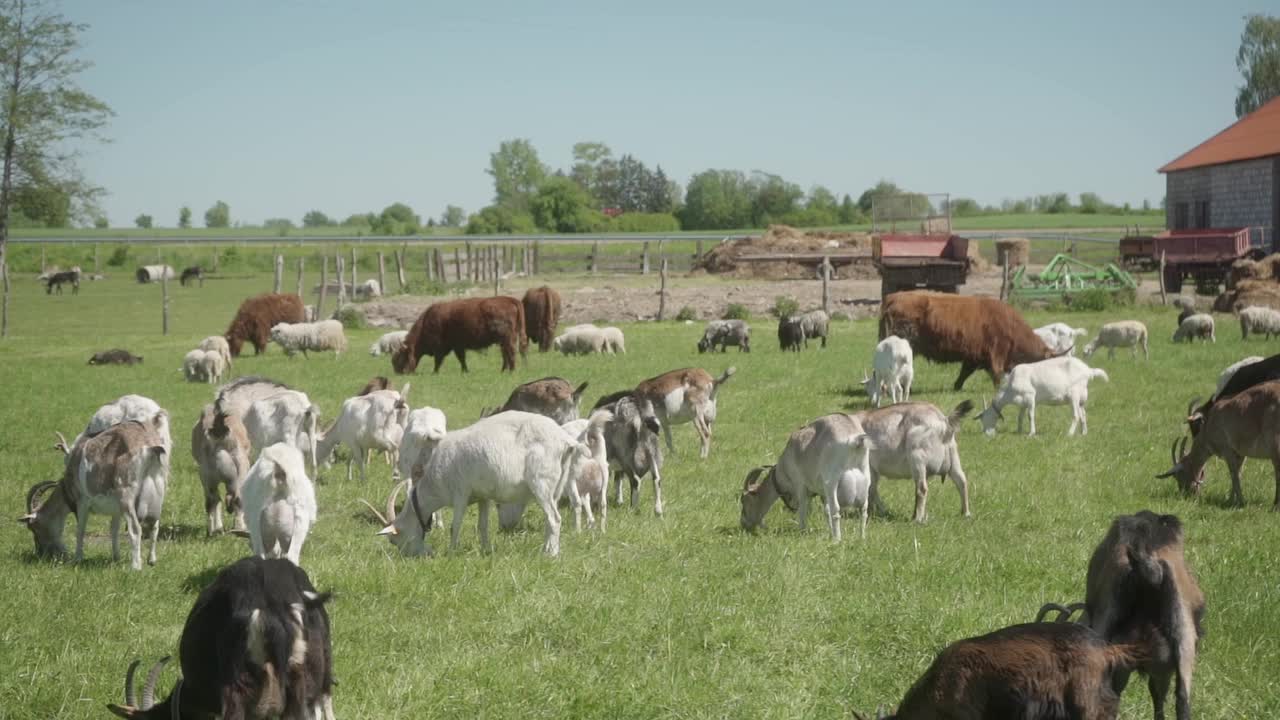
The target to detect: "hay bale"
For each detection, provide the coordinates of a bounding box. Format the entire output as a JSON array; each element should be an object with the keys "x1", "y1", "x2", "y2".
[
  {"x1": 1214, "y1": 279, "x2": 1280, "y2": 313},
  {"x1": 966, "y1": 239, "x2": 991, "y2": 272},
  {"x1": 995, "y1": 238, "x2": 1030, "y2": 267}
]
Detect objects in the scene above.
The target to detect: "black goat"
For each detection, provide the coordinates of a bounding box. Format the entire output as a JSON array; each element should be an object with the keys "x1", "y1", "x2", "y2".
[
  {"x1": 45, "y1": 269, "x2": 81, "y2": 295},
  {"x1": 180, "y1": 266, "x2": 204, "y2": 287},
  {"x1": 89, "y1": 349, "x2": 144, "y2": 366},
  {"x1": 107, "y1": 556, "x2": 335, "y2": 719}
]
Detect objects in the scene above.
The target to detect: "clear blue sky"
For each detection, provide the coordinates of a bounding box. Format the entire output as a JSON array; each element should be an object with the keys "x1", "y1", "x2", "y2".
[{"x1": 67, "y1": 0, "x2": 1270, "y2": 227}]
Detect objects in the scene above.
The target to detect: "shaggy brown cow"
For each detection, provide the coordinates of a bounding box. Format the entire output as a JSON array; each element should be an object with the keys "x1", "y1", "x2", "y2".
[
  {"x1": 392, "y1": 296, "x2": 526, "y2": 374},
  {"x1": 522, "y1": 286, "x2": 562, "y2": 353},
  {"x1": 879, "y1": 291, "x2": 1057, "y2": 390},
  {"x1": 223, "y1": 293, "x2": 306, "y2": 357}
]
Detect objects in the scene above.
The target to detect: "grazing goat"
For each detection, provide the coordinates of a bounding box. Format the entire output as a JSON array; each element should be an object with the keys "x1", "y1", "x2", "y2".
[
  {"x1": 369, "y1": 411, "x2": 592, "y2": 557},
  {"x1": 190, "y1": 404, "x2": 251, "y2": 536},
  {"x1": 483, "y1": 377, "x2": 588, "y2": 425},
  {"x1": 214, "y1": 376, "x2": 291, "y2": 420},
  {"x1": 243, "y1": 389, "x2": 321, "y2": 476},
  {"x1": 595, "y1": 394, "x2": 666, "y2": 516},
  {"x1": 392, "y1": 295, "x2": 526, "y2": 374},
  {"x1": 1083, "y1": 320, "x2": 1150, "y2": 360},
  {"x1": 89, "y1": 349, "x2": 143, "y2": 366},
  {"x1": 739, "y1": 414, "x2": 872, "y2": 540},
  {"x1": 633, "y1": 366, "x2": 735, "y2": 458},
  {"x1": 1039, "y1": 511, "x2": 1205, "y2": 720},
  {"x1": 397, "y1": 406, "x2": 448, "y2": 483},
  {"x1": 1035, "y1": 321, "x2": 1087, "y2": 356},
  {"x1": 497, "y1": 410, "x2": 615, "y2": 532},
  {"x1": 861, "y1": 401, "x2": 972, "y2": 523},
  {"x1": 105, "y1": 556, "x2": 335, "y2": 720},
  {"x1": 522, "y1": 285, "x2": 563, "y2": 352},
  {"x1": 240, "y1": 443, "x2": 317, "y2": 564},
  {"x1": 270, "y1": 319, "x2": 348, "y2": 358},
  {"x1": 316, "y1": 384, "x2": 410, "y2": 482},
  {"x1": 1216, "y1": 355, "x2": 1264, "y2": 395},
  {"x1": 197, "y1": 335, "x2": 232, "y2": 369},
  {"x1": 1172, "y1": 313, "x2": 1215, "y2": 343},
  {"x1": 880, "y1": 291, "x2": 1057, "y2": 389},
  {"x1": 874, "y1": 622, "x2": 1153, "y2": 720},
  {"x1": 22, "y1": 415, "x2": 170, "y2": 569},
  {"x1": 553, "y1": 325, "x2": 609, "y2": 355},
  {"x1": 863, "y1": 335, "x2": 913, "y2": 407},
  {"x1": 978, "y1": 356, "x2": 1109, "y2": 436},
  {"x1": 369, "y1": 329, "x2": 409, "y2": 356},
  {"x1": 698, "y1": 319, "x2": 751, "y2": 353},
  {"x1": 179, "y1": 265, "x2": 204, "y2": 287},
  {"x1": 1187, "y1": 353, "x2": 1280, "y2": 436},
  {"x1": 45, "y1": 268, "x2": 81, "y2": 294},
  {"x1": 1159, "y1": 379, "x2": 1280, "y2": 508},
  {"x1": 224, "y1": 292, "x2": 306, "y2": 357},
  {"x1": 74, "y1": 395, "x2": 171, "y2": 453},
  {"x1": 777, "y1": 317, "x2": 804, "y2": 352},
  {"x1": 1237, "y1": 304, "x2": 1280, "y2": 340}
]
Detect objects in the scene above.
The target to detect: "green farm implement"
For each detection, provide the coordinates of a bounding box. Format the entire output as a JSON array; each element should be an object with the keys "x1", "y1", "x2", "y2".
[{"x1": 1008, "y1": 254, "x2": 1137, "y2": 301}]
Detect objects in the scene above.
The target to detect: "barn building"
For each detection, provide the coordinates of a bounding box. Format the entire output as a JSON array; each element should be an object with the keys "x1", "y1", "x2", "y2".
[{"x1": 1159, "y1": 95, "x2": 1280, "y2": 250}]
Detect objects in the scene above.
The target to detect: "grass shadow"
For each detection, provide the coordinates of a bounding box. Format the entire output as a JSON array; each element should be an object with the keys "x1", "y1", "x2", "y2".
[{"x1": 181, "y1": 564, "x2": 228, "y2": 594}]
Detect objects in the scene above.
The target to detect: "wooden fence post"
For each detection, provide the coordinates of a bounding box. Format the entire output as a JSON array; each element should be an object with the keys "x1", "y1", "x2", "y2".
[
  {"x1": 211, "y1": 246, "x2": 219, "y2": 273},
  {"x1": 435, "y1": 249, "x2": 445, "y2": 283},
  {"x1": 273, "y1": 255, "x2": 283, "y2": 293},
  {"x1": 533, "y1": 241, "x2": 541, "y2": 275},
  {"x1": 377, "y1": 252, "x2": 387, "y2": 296},
  {"x1": 396, "y1": 248, "x2": 407, "y2": 291},
  {"x1": 464, "y1": 242, "x2": 473, "y2": 280},
  {"x1": 657, "y1": 258, "x2": 669, "y2": 321},
  {"x1": 454, "y1": 248, "x2": 462, "y2": 282},
  {"x1": 642, "y1": 241, "x2": 650, "y2": 274},
  {"x1": 821, "y1": 256, "x2": 831, "y2": 315},
  {"x1": 696, "y1": 238, "x2": 704, "y2": 262},
  {"x1": 1158, "y1": 251, "x2": 1168, "y2": 305},
  {"x1": 591, "y1": 240, "x2": 600, "y2": 274},
  {"x1": 350, "y1": 248, "x2": 358, "y2": 295},
  {"x1": 493, "y1": 257, "x2": 501, "y2": 295},
  {"x1": 336, "y1": 255, "x2": 347, "y2": 309},
  {"x1": 161, "y1": 262, "x2": 170, "y2": 335},
  {"x1": 295, "y1": 257, "x2": 304, "y2": 297},
  {"x1": 424, "y1": 247, "x2": 434, "y2": 282},
  {"x1": 1, "y1": 260, "x2": 9, "y2": 338},
  {"x1": 318, "y1": 256, "x2": 328, "y2": 319}
]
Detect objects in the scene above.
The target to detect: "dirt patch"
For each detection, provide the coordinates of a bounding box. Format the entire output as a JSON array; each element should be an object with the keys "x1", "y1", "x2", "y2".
[{"x1": 694, "y1": 224, "x2": 875, "y2": 280}]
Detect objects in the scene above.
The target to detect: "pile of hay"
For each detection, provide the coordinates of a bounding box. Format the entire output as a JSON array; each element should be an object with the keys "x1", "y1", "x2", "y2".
[
  {"x1": 1230, "y1": 253, "x2": 1280, "y2": 285},
  {"x1": 1214, "y1": 279, "x2": 1280, "y2": 312},
  {"x1": 694, "y1": 225, "x2": 875, "y2": 280},
  {"x1": 994, "y1": 238, "x2": 1030, "y2": 267}
]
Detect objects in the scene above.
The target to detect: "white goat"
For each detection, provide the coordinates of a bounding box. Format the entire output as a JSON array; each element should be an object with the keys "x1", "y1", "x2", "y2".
[
  {"x1": 1172, "y1": 313, "x2": 1215, "y2": 343},
  {"x1": 243, "y1": 390, "x2": 320, "y2": 475},
  {"x1": 1217, "y1": 356, "x2": 1265, "y2": 395},
  {"x1": 76, "y1": 394, "x2": 172, "y2": 455},
  {"x1": 369, "y1": 329, "x2": 409, "y2": 357},
  {"x1": 239, "y1": 443, "x2": 317, "y2": 564},
  {"x1": 397, "y1": 406, "x2": 448, "y2": 483},
  {"x1": 1082, "y1": 320, "x2": 1149, "y2": 360},
  {"x1": 270, "y1": 319, "x2": 348, "y2": 358},
  {"x1": 371, "y1": 411, "x2": 592, "y2": 557},
  {"x1": 498, "y1": 410, "x2": 614, "y2": 533},
  {"x1": 1237, "y1": 305, "x2": 1280, "y2": 340},
  {"x1": 862, "y1": 335, "x2": 913, "y2": 407},
  {"x1": 316, "y1": 384, "x2": 411, "y2": 482},
  {"x1": 198, "y1": 335, "x2": 233, "y2": 369},
  {"x1": 601, "y1": 326, "x2": 626, "y2": 354},
  {"x1": 978, "y1": 356, "x2": 1110, "y2": 437},
  {"x1": 190, "y1": 404, "x2": 251, "y2": 536},
  {"x1": 1034, "y1": 323, "x2": 1088, "y2": 356}
]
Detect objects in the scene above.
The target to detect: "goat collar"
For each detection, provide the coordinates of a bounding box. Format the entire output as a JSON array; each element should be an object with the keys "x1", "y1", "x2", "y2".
[{"x1": 408, "y1": 485, "x2": 432, "y2": 534}]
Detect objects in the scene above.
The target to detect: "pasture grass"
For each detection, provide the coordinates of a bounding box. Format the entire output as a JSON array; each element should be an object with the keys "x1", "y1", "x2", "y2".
[{"x1": 0, "y1": 274, "x2": 1277, "y2": 719}]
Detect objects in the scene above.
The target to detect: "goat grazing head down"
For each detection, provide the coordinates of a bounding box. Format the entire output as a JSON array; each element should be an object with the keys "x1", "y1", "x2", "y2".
[
  {"x1": 1156, "y1": 434, "x2": 1206, "y2": 495},
  {"x1": 19, "y1": 477, "x2": 70, "y2": 557},
  {"x1": 105, "y1": 657, "x2": 173, "y2": 719}
]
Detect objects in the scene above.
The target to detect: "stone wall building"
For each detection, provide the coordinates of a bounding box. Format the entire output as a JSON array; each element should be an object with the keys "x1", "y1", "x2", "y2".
[{"x1": 1160, "y1": 96, "x2": 1280, "y2": 250}]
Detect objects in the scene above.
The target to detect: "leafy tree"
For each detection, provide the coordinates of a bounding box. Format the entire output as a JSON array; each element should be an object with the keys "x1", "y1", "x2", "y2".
[
  {"x1": 178, "y1": 205, "x2": 191, "y2": 228},
  {"x1": 0, "y1": 0, "x2": 113, "y2": 280},
  {"x1": 1078, "y1": 192, "x2": 1107, "y2": 214},
  {"x1": 1142, "y1": 199, "x2": 1152, "y2": 212},
  {"x1": 680, "y1": 170, "x2": 753, "y2": 230},
  {"x1": 263, "y1": 217, "x2": 293, "y2": 229},
  {"x1": 857, "y1": 180, "x2": 902, "y2": 215},
  {"x1": 487, "y1": 138, "x2": 547, "y2": 211},
  {"x1": 342, "y1": 212, "x2": 375, "y2": 227},
  {"x1": 439, "y1": 204, "x2": 466, "y2": 227},
  {"x1": 645, "y1": 165, "x2": 680, "y2": 214},
  {"x1": 204, "y1": 200, "x2": 230, "y2": 228},
  {"x1": 570, "y1": 141, "x2": 612, "y2": 200},
  {"x1": 807, "y1": 186, "x2": 838, "y2": 214},
  {"x1": 838, "y1": 194, "x2": 860, "y2": 224},
  {"x1": 301, "y1": 210, "x2": 331, "y2": 227},
  {"x1": 465, "y1": 205, "x2": 536, "y2": 234},
  {"x1": 1235, "y1": 13, "x2": 1280, "y2": 117},
  {"x1": 10, "y1": 178, "x2": 70, "y2": 226},
  {"x1": 749, "y1": 172, "x2": 802, "y2": 226},
  {"x1": 134, "y1": 213, "x2": 152, "y2": 229},
  {"x1": 92, "y1": 215, "x2": 106, "y2": 229},
  {"x1": 530, "y1": 175, "x2": 606, "y2": 232},
  {"x1": 949, "y1": 197, "x2": 982, "y2": 217}
]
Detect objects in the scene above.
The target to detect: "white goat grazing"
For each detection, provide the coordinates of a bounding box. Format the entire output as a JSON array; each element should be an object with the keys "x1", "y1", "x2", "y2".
[
  {"x1": 316, "y1": 384, "x2": 411, "y2": 482},
  {"x1": 1034, "y1": 323, "x2": 1088, "y2": 356},
  {"x1": 76, "y1": 394, "x2": 172, "y2": 455},
  {"x1": 978, "y1": 356, "x2": 1110, "y2": 437},
  {"x1": 863, "y1": 335, "x2": 913, "y2": 407},
  {"x1": 1082, "y1": 320, "x2": 1149, "y2": 360},
  {"x1": 1172, "y1": 313, "x2": 1215, "y2": 343},
  {"x1": 498, "y1": 410, "x2": 614, "y2": 533},
  {"x1": 269, "y1": 319, "x2": 348, "y2": 358},
  {"x1": 372, "y1": 411, "x2": 592, "y2": 557},
  {"x1": 601, "y1": 326, "x2": 626, "y2": 354},
  {"x1": 739, "y1": 414, "x2": 873, "y2": 541},
  {"x1": 198, "y1": 335, "x2": 233, "y2": 369},
  {"x1": 369, "y1": 329, "x2": 409, "y2": 357},
  {"x1": 182, "y1": 349, "x2": 208, "y2": 383},
  {"x1": 397, "y1": 406, "x2": 448, "y2": 482},
  {"x1": 1217, "y1": 356, "x2": 1265, "y2": 395},
  {"x1": 239, "y1": 443, "x2": 317, "y2": 564},
  {"x1": 243, "y1": 390, "x2": 321, "y2": 475},
  {"x1": 1237, "y1": 305, "x2": 1280, "y2": 340}
]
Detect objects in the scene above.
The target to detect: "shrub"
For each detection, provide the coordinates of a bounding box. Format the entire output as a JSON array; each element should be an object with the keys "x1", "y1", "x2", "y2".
[
  {"x1": 106, "y1": 244, "x2": 130, "y2": 267},
  {"x1": 771, "y1": 296, "x2": 799, "y2": 319},
  {"x1": 334, "y1": 305, "x2": 366, "y2": 330},
  {"x1": 722, "y1": 303, "x2": 749, "y2": 321},
  {"x1": 1063, "y1": 287, "x2": 1135, "y2": 312},
  {"x1": 675, "y1": 306, "x2": 698, "y2": 322}
]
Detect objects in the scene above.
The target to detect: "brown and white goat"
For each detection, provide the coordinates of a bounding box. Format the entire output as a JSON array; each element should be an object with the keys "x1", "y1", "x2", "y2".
[
  {"x1": 483, "y1": 376, "x2": 589, "y2": 426},
  {"x1": 1160, "y1": 379, "x2": 1280, "y2": 508},
  {"x1": 190, "y1": 404, "x2": 251, "y2": 536},
  {"x1": 633, "y1": 366, "x2": 735, "y2": 458}
]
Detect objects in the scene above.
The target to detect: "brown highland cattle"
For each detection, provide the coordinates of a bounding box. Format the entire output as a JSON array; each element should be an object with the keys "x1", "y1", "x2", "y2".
[
  {"x1": 392, "y1": 296, "x2": 527, "y2": 374},
  {"x1": 522, "y1": 286, "x2": 562, "y2": 353},
  {"x1": 223, "y1": 293, "x2": 306, "y2": 357},
  {"x1": 879, "y1": 291, "x2": 1057, "y2": 390}
]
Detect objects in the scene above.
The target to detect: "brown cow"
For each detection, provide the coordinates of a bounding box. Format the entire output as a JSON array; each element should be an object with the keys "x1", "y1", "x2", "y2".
[
  {"x1": 522, "y1": 286, "x2": 562, "y2": 353},
  {"x1": 879, "y1": 291, "x2": 1057, "y2": 390},
  {"x1": 392, "y1": 296, "x2": 527, "y2": 374},
  {"x1": 224, "y1": 293, "x2": 306, "y2": 357}
]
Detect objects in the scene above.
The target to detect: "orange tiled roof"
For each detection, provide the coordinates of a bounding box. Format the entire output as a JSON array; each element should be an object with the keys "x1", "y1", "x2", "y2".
[{"x1": 1159, "y1": 96, "x2": 1280, "y2": 173}]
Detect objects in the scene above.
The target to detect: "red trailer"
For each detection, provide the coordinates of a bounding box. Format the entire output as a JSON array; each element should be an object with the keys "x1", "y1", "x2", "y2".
[
  {"x1": 874, "y1": 233, "x2": 971, "y2": 296},
  {"x1": 1153, "y1": 227, "x2": 1260, "y2": 293}
]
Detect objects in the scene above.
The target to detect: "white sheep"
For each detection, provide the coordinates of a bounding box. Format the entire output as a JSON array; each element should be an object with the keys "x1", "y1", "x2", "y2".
[
  {"x1": 355, "y1": 278, "x2": 382, "y2": 300},
  {"x1": 1217, "y1": 356, "x2": 1264, "y2": 395},
  {"x1": 601, "y1": 326, "x2": 626, "y2": 354},
  {"x1": 1082, "y1": 320, "x2": 1149, "y2": 360},
  {"x1": 197, "y1": 335, "x2": 232, "y2": 369},
  {"x1": 1237, "y1": 305, "x2": 1280, "y2": 340},
  {"x1": 182, "y1": 349, "x2": 207, "y2": 383},
  {"x1": 270, "y1": 319, "x2": 348, "y2": 358},
  {"x1": 553, "y1": 326, "x2": 608, "y2": 355},
  {"x1": 978, "y1": 356, "x2": 1109, "y2": 437},
  {"x1": 199, "y1": 349, "x2": 226, "y2": 384},
  {"x1": 238, "y1": 443, "x2": 317, "y2": 565},
  {"x1": 863, "y1": 335, "x2": 913, "y2": 407},
  {"x1": 1034, "y1": 323, "x2": 1087, "y2": 356},
  {"x1": 369, "y1": 329, "x2": 409, "y2": 357},
  {"x1": 1172, "y1": 313, "x2": 1215, "y2": 343},
  {"x1": 316, "y1": 384, "x2": 411, "y2": 483}
]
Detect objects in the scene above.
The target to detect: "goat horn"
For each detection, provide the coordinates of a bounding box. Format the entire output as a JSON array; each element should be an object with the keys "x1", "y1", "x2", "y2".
[
  {"x1": 386, "y1": 480, "x2": 405, "y2": 529},
  {"x1": 141, "y1": 656, "x2": 171, "y2": 709},
  {"x1": 53, "y1": 432, "x2": 70, "y2": 455},
  {"x1": 1169, "y1": 437, "x2": 1181, "y2": 466},
  {"x1": 123, "y1": 658, "x2": 142, "y2": 708},
  {"x1": 1178, "y1": 435, "x2": 1190, "y2": 461},
  {"x1": 25, "y1": 481, "x2": 57, "y2": 513},
  {"x1": 358, "y1": 498, "x2": 389, "y2": 526},
  {"x1": 169, "y1": 678, "x2": 183, "y2": 720},
  {"x1": 1186, "y1": 396, "x2": 1201, "y2": 418}
]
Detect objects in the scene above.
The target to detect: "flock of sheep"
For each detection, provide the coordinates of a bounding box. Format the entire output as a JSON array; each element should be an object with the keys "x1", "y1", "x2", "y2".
[{"x1": 24, "y1": 280, "x2": 1280, "y2": 719}]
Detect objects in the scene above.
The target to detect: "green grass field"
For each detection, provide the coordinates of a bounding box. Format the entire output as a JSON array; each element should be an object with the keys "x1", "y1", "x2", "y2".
[{"x1": 0, "y1": 273, "x2": 1276, "y2": 719}]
